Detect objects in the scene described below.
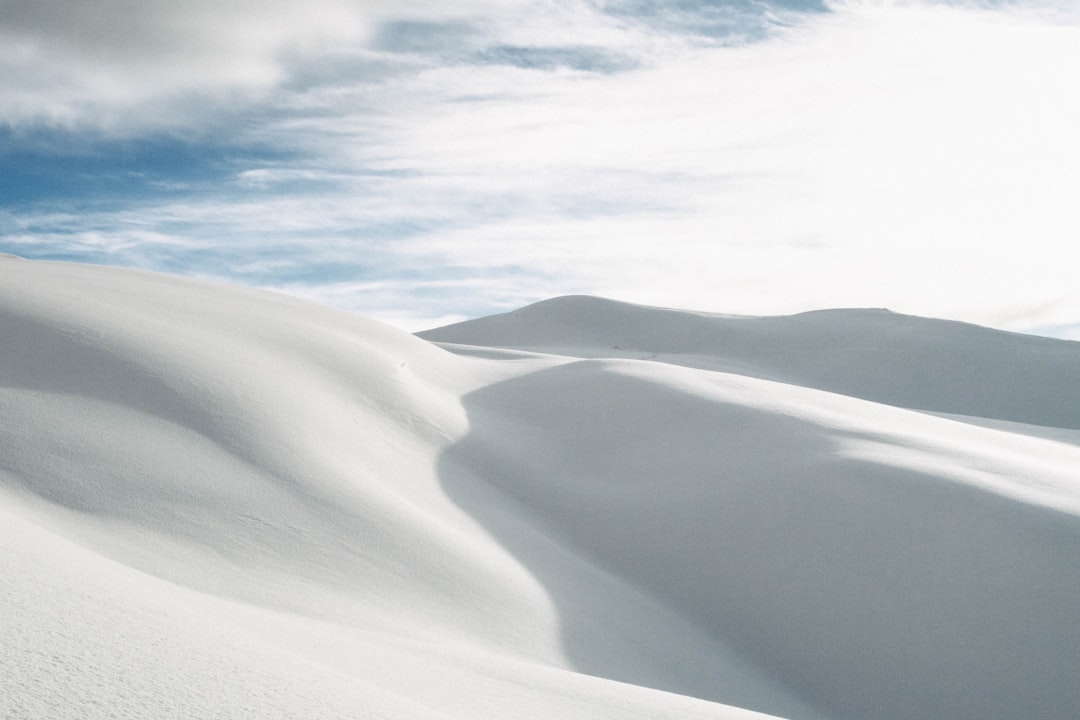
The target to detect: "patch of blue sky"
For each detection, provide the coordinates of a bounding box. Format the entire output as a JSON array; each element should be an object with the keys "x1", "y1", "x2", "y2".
[
  {"x1": 232, "y1": 171, "x2": 353, "y2": 198},
  {"x1": 0, "y1": 125, "x2": 298, "y2": 209},
  {"x1": 225, "y1": 236, "x2": 439, "y2": 284},
  {"x1": 234, "y1": 165, "x2": 421, "y2": 195},
  {"x1": 203, "y1": 253, "x2": 379, "y2": 287},
  {"x1": 8, "y1": 202, "x2": 459, "y2": 289},
  {"x1": 599, "y1": 0, "x2": 829, "y2": 41},
  {"x1": 369, "y1": 19, "x2": 636, "y2": 74},
  {"x1": 8, "y1": 238, "x2": 351, "y2": 289},
  {"x1": 1, "y1": 247, "x2": 99, "y2": 264},
  {"x1": 473, "y1": 45, "x2": 638, "y2": 74},
  {"x1": 0, "y1": 232, "x2": 146, "y2": 270},
  {"x1": 371, "y1": 20, "x2": 482, "y2": 58}
]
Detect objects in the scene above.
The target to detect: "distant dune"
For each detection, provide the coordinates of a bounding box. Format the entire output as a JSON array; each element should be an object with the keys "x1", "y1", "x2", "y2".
[
  {"x1": 3, "y1": 258, "x2": 1078, "y2": 720},
  {"x1": 420, "y1": 294, "x2": 1080, "y2": 428}
]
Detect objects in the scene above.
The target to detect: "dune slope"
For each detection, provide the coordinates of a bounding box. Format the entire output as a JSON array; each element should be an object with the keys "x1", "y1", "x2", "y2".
[
  {"x1": 420, "y1": 295, "x2": 1080, "y2": 428},
  {"x1": 3, "y1": 262, "x2": 1078, "y2": 720}
]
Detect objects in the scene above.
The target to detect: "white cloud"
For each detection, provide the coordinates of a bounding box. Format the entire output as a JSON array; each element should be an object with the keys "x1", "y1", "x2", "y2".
[
  {"x1": 338, "y1": 0, "x2": 1080, "y2": 332},
  {"x1": 0, "y1": 0, "x2": 547, "y2": 131}
]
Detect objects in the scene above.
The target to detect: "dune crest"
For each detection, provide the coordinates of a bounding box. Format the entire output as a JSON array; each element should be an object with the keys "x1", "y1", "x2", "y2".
[{"x1": 420, "y1": 294, "x2": 1080, "y2": 428}]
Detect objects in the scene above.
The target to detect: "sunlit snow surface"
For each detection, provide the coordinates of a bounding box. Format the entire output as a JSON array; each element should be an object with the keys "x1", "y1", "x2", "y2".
[{"x1": 3, "y1": 258, "x2": 1078, "y2": 720}]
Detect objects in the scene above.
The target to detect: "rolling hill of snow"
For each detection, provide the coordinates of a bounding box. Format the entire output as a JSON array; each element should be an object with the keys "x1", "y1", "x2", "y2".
[{"x1": 3, "y1": 259, "x2": 1078, "y2": 720}]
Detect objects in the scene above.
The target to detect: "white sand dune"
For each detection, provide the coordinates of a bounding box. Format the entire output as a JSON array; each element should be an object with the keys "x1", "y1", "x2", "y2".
[
  {"x1": 419, "y1": 295, "x2": 1080, "y2": 429},
  {"x1": 3, "y1": 260, "x2": 1078, "y2": 720}
]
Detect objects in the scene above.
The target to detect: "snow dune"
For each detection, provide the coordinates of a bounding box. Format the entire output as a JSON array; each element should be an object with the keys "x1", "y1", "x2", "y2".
[{"x1": 3, "y1": 260, "x2": 1079, "y2": 720}]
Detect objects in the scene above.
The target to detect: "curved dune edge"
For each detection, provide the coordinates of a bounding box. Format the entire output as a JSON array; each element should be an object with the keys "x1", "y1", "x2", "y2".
[{"x1": 3, "y1": 260, "x2": 1078, "y2": 719}]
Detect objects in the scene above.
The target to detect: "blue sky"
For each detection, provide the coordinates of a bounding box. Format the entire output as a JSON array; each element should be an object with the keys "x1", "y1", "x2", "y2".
[{"x1": 2, "y1": 0, "x2": 1079, "y2": 335}]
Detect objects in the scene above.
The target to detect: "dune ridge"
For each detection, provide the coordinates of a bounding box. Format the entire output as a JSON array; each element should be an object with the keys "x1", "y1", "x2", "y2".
[{"x1": 420, "y1": 294, "x2": 1080, "y2": 428}]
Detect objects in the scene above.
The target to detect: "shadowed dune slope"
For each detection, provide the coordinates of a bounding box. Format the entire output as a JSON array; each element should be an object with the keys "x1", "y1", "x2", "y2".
[{"x1": 439, "y1": 357, "x2": 1080, "y2": 720}]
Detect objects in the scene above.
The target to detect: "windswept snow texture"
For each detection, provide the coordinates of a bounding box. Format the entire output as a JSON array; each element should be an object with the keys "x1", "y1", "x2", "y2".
[{"x1": 3, "y1": 264, "x2": 1079, "y2": 720}]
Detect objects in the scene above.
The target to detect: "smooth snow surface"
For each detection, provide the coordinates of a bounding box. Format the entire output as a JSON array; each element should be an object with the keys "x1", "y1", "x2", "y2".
[{"x1": 3, "y1": 263, "x2": 1079, "y2": 720}]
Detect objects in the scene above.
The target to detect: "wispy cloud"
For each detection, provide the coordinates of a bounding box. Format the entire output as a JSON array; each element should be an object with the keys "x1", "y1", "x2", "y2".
[{"x1": 2, "y1": 1, "x2": 1079, "y2": 334}]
